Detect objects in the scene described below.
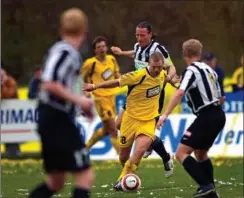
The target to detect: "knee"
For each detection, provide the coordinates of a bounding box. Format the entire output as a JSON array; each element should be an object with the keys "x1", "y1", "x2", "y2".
[
  {"x1": 194, "y1": 150, "x2": 208, "y2": 161},
  {"x1": 75, "y1": 168, "x2": 95, "y2": 189},
  {"x1": 47, "y1": 177, "x2": 65, "y2": 192},
  {"x1": 175, "y1": 149, "x2": 187, "y2": 163}
]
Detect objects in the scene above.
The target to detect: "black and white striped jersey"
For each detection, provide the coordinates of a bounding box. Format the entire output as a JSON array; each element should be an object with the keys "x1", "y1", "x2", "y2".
[
  {"x1": 133, "y1": 40, "x2": 173, "y2": 70},
  {"x1": 39, "y1": 41, "x2": 82, "y2": 115},
  {"x1": 179, "y1": 61, "x2": 222, "y2": 114}
]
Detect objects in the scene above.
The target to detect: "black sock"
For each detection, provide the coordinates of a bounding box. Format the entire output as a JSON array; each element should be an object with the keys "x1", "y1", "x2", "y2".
[
  {"x1": 198, "y1": 158, "x2": 214, "y2": 185},
  {"x1": 182, "y1": 156, "x2": 210, "y2": 186},
  {"x1": 73, "y1": 187, "x2": 90, "y2": 198},
  {"x1": 152, "y1": 136, "x2": 170, "y2": 163},
  {"x1": 29, "y1": 183, "x2": 55, "y2": 198}
]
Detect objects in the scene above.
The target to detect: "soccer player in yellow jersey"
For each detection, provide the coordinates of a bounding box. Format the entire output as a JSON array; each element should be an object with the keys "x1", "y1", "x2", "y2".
[
  {"x1": 81, "y1": 36, "x2": 120, "y2": 153},
  {"x1": 85, "y1": 52, "x2": 179, "y2": 190}
]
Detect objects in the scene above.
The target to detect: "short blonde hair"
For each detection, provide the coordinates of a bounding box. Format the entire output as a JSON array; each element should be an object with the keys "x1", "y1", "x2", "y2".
[
  {"x1": 183, "y1": 39, "x2": 203, "y2": 58},
  {"x1": 149, "y1": 52, "x2": 164, "y2": 64},
  {"x1": 60, "y1": 8, "x2": 88, "y2": 36}
]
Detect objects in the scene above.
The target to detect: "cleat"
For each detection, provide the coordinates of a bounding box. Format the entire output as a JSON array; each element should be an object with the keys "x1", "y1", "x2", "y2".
[
  {"x1": 164, "y1": 155, "x2": 174, "y2": 178},
  {"x1": 192, "y1": 184, "x2": 216, "y2": 198},
  {"x1": 113, "y1": 180, "x2": 123, "y2": 191}
]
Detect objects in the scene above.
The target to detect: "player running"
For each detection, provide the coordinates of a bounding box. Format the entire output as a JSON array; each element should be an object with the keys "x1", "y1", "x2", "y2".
[
  {"x1": 85, "y1": 52, "x2": 179, "y2": 190},
  {"x1": 111, "y1": 21, "x2": 176, "y2": 177},
  {"x1": 157, "y1": 39, "x2": 226, "y2": 198},
  {"x1": 81, "y1": 36, "x2": 121, "y2": 153}
]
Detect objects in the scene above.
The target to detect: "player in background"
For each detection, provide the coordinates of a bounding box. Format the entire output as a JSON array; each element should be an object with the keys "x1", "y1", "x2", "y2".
[
  {"x1": 85, "y1": 52, "x2": 179, "y2": 190},
  {"x1": 157, "y1": 39, "x2": 226, "y2": 198},
  {"x1": 29, "y1": 8, "x2": 94, "y2": 198},
  {"x1": 111, "y1": 22, "x2": 176, "y2": 177},
  {"x1": 81, "y1": 36, "x2": 121, "y2": 153}
]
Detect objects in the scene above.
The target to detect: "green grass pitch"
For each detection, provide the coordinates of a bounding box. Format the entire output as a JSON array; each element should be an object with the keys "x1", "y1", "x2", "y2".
[{"x1": 1, "y1": 158, "x2": 243, "y2": 198}]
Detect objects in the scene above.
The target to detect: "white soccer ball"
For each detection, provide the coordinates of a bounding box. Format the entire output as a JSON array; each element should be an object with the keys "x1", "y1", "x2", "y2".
[{"x1": 121, "y1": 174, "x2": 141, "y2": 192}]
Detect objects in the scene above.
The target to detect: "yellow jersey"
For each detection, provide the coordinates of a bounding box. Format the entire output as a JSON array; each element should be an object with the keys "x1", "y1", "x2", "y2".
[
  {"x1": 81, "y1": 55, "x2": 120, "y2": 96},
  {"x1": 119, "y1": 68, "x2": 166, "y2": 121}
]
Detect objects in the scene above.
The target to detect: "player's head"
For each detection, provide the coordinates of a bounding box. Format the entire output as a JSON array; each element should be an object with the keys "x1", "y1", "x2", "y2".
[
  {"x1": 136, "y1": 22, "x2": 153, "y2": 47},
  {"x1": 202, "y1": 52, "x2": 217, "y2": 68},
  {"x1": 60, "y1": 8, "x2": 88, "y2": 47},
  {"x1": 92, "y1": 36, "x2": 108, "y2": 58},
  {"x1": 149, "y1": 52, "x2": 164, "y2": 77},
  {"x1": 182, "y1": 39, "x2": 203, "y2": 64}
]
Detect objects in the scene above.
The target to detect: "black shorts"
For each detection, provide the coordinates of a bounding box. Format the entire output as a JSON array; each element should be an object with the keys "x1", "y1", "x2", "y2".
[
  {"x1": 38, "y1": 103, "x2": 90, "y2": 173},
  {"x1": 180, "y1": 105, "x2": 226, "y2": 150}
]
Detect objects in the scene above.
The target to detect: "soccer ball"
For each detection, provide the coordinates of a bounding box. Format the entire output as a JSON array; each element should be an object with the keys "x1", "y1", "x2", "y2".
[{"x1": 121, "y1": 174, "x2": 141, "y2": 192}]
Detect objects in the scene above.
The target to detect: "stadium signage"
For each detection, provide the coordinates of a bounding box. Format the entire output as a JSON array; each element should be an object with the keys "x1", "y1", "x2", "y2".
[{"x1": 1, "y1": 99, "x2": 243, "y2": 158}]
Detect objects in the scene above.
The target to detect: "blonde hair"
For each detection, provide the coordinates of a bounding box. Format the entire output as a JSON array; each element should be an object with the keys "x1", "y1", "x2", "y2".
[
  {"x1": 183, "y1": 39, "x2": 203, "y2": 58},
  {"x1": 60, "y1": 8, "x2": 88, "y2": 36}
]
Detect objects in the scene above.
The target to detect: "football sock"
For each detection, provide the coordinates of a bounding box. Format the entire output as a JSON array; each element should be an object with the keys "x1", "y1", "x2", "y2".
[
  {"x1": 198, "y1": 158, "x2": 215, "y2": 185},
  {"x1": 86, "y1": 128, "x2": 107, "y2": 149},
  {"x1": 182, "y1": 156, "x2": 210, "y2": 186},
  {"x1": 29, "y1": 183, "x2": 55, "y2": 198},
  {"x1": 72, "y1": 187, "x2": 90, "y2": 198},
  {"x1": 110, "y1": 136, "x2": 119, "y2": 154},
  {"x1": 152, "y1": 136, "x2": 170, "y2": 163},
  {"x1": 117, "y1": 160, "x2": 137, "y2": 181}
]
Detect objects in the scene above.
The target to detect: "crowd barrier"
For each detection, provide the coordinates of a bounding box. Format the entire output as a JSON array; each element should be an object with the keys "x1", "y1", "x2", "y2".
[{"x1": 1, "y1": 96, "x2": 243, "y2": 159}]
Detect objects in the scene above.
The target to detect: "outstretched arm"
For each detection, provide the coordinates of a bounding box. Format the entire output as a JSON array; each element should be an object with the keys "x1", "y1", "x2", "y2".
[
  {"x1": 111, "y1": 46, "x2": 135, "y2": 58},
  {"x1": 84, "y1": 79, "x2": 120, "y2": 92}
]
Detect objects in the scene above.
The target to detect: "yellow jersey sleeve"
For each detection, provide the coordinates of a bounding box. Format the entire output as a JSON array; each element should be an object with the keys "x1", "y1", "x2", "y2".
[
  {"x1": 119, "y1": 70, "x2": 145, "y2": 87},
  {"x1": 81, "y1": 58, "x2": 94, "y2": 83}
]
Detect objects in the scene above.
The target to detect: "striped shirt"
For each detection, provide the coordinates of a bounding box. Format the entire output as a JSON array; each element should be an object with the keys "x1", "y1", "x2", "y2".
[
  {"x1": 179, "y1": 61, "x2": 222, "y2": 114},
  {"x1": 133, "y1": 40, "x2": 173, "y2": 70},
  {"x1": 39, "y1": 41, "x2": 82, "y2": 116}
]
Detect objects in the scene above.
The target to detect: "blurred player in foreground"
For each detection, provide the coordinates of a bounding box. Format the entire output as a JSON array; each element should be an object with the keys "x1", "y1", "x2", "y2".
[
  {"x1": 85, "y1": 52, "x2": 179, "y2": 190},
  {"x1": 157, "y1": 39, "x2": 226, "y2": 198},
  {"x1": 111, "y1": 22, "x2": 176, "y2": 177},
  {"x1": 29, "y1": 8, "x2": 94, "y2": 198},
  {"x1": 81, "y1": 36, "x2": 120, "y2": 153}
]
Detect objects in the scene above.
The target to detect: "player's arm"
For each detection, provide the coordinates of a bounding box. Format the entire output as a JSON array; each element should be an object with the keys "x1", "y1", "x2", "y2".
[
  {"x1": 85, "y1": 70, "x2": 142, "y2": 91},
  {"x1": 111, "y1": 46, "x2": 135, "y2": 58},
  {"x1": 157, "y1": 69, "x2": 195, "y2": 129},
  {"x1": 84, "y1": 79, "x2": 120, "y2": 91}
]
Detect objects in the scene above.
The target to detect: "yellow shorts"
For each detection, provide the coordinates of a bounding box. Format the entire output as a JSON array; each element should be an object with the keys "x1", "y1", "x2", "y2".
[
  {"x1": 94, "y1": 95, "x2": 116, "y2": 121},
  {"x1": 119, "y1": 111, "x2": 156, "y2": 148}
]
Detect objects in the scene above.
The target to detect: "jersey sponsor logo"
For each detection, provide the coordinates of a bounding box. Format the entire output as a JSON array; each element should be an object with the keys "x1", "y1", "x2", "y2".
[
  {"x1": 134, "y1": 60, "x2": 148, "y2": 70},
  {"x1": 146, "y1": 86, "x2": 160, "y2": 98},
  {"x1": 101, "y1": 68, "x2": 113, "y2": 80}
]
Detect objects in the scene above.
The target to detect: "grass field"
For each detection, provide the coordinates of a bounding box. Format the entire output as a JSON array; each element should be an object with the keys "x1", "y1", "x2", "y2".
[{"x1": 1, "y1": 157, "x2": 243, "y2": 198}]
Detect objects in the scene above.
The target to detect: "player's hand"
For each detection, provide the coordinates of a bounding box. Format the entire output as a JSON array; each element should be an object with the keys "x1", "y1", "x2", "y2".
[
  {"x1": 78, "y1": 96, "x2": 94, "y2": 120},
  {"x1": 111, "y1": 46, "x2": 122, "y2": 55},
  {"x1": 84, "y1": 91, "x2": 91, "y2": 98},
  {"x1": 170, "y1": 75, "x2": 180, "y2": 84},
  {"x1": 156, "y1": 114, "x2": 168, "y2": 130},
  {"x1": 169, "y1": 75, "x2": 180, "y2": 88},
  {"x1": 84, "y1": 83, "x2": 95, "y2": 92}
]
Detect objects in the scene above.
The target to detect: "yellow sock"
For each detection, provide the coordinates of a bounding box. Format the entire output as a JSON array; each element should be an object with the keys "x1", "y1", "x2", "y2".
[
  {"x1": 86, "y1": 128, "x2": 107, "y2": 149},
  {"x1": 117, "y1": 160, "x2": 137, "y2": 181},
  {"x1": 110, "y1": 136, "x2": 119, "y2": 154}
]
